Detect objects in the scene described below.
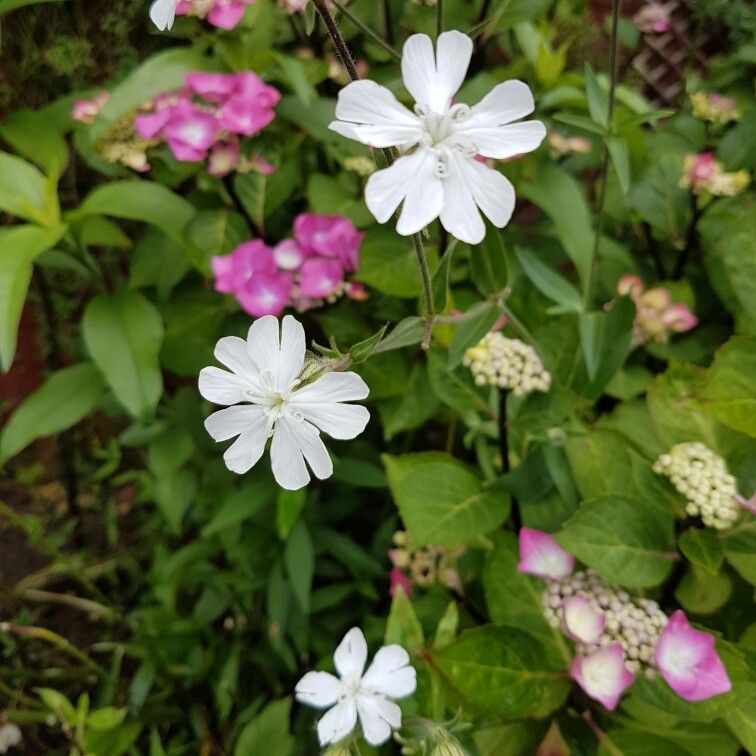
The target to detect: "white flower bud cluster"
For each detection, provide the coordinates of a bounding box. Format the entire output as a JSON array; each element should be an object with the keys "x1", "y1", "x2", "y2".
[
  {"x1": 463, "y1": 332, "x2": 551, "y2": 397},
  {"x1": 653, "y1": 442, "x2": 740, "y2": 530},
  {"x1": 542, "y1": 569, "x2": 668, "y2": 679},
  {"x1": 390, "y1": 531, "x2": 464, "y2": 592}
]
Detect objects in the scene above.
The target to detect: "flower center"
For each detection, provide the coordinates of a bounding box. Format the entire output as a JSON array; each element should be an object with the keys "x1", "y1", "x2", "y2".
[
  {"x1": 414, "y1": 103, "x2": 477, "y2": 179},
  {"x1": 242, "y1": 370, "x2": 303, "y2": 434}
]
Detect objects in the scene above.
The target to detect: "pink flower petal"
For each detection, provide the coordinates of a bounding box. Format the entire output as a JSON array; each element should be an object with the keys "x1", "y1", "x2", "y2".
[
  {"x1": 571, "y1": 644, "x2": 634, "y2": 710},
  {"x1": 655, "y1": 610, "x2": 731, "y2": 701},
  {"x1": 389, "y1": 568, "x2": 412, "y2": 597},
  {"x1": 562, "y1": 595, "x2": 605, "y2": 644},
  {"x1": 207, "y1": 141, "x2": 240, "y2": 177},
  {"x1": 236, "y1": 271, "x2": 292, "y2": 317},
  {"x1": 273, "y1": 239, "x2": 305, "y2": 271},
  {"x1": 517, "y1": 528, "x2": 575, "y2": 580},
  {"x1": 211, "y1": 240, "x2": 275, "y2": 293},
  {"x1": 294, "y1": 214, "x2": 363, "y2": 271},
  {"x1": 185, "y1": 72, "x2": 239, "y2": 103},
  {"x1": 207, "y1": 0, "x2": 247, "y2": 29},
  {"x1": 299, "y1": 258, "x2": 344, "y2": 299}
]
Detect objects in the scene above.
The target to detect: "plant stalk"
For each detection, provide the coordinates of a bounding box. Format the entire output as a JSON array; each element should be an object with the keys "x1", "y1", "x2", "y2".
[{"x1": 411, "y1": 233, "x2": 435, "y2": 350}]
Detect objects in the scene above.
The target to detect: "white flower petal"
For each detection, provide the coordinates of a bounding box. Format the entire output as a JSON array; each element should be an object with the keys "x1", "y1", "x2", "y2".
[
  {"x1": 334, "y1": 627, "x2": 368, "y2": 680},
  {"x1": 294, "y1": 418, "x2": 334, "y2": 479},
  {"x1": 464, "y1": 159, "x2": 516, "y2": 229},
  {"x1": 330, "y1": 80, "x2": 423, "y2": 149},
  {"x1": 355, "y1": 694, "x2": 401, "y2": 746},
  {"x1": 401, "y1": 31, "x2": 472, "y2": 114},
  {"x1": 204, "y1": 404, "x2": 265, "y2": 442},
  {"x1": 316, "y1": 698, "x2": 357, "y2": 746},
  {"x1": 220, "y1": 412, "x2": 269, "y2": 474},
  {"x1": 365, "y1": 148, "x2": 442, "y2": 233},
  {"x1": 294, "y1": 372, "x2": 370, "y2": 405},
  {"x1": 269, "y1": 417, "x2": 311, "y2": 490},
  {"x1": 468, "y1": 80, "x2": 537, "y2": 127},
  {"x1": 438, "y1": 156, "x2": 486, "y2": 244},
  {"x1": 198, "y1": 366, "x2": 250, "y2": 405},
  {"x1": 463, "y1": 121, "x2": 547, "y2": 160},
  {"x1": 149, "y1": 0, "x2": 176, "y2": 30},
  {"x1": 362, "y1": 646, "x2": 417, "y2": 698},
  {"x1": 295, "y1": 671, "x2": 344, "y2": 709},
  {"x1": 215, "y1": 335, "x2": 258, "y2": 379},
  {"x1": 246, "y1": 315, "x2": 281, "y2": 375},
  {"x1": 278, "y1": 314, "x2": 306, "y2": 391},
  {"x1": 297, "y1": 403, "x2": 370, "y2": 440}
]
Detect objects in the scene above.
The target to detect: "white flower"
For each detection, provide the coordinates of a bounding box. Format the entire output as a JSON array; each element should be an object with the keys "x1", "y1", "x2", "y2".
[
  {"x1": 295, "y1": 627, "x2": 417, "y2": 746},
  {"x1": 149, "y1": 0, "x2": 177, "y2": 30},
  {"x1": 199, "y1": 315, "x2": 370, "y2": 490},
  {"x1": 0, "y1": 723, "x2": 22, "y2": 754},
  {"x1": 329, "y1": 30, "x2": 546, "y2": 245}
]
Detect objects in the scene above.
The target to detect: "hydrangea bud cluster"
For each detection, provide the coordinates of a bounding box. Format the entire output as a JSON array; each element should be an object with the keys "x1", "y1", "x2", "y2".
[
  {"x1": 127, "y1": 72, "x2": 280, "y2": 175},
  {"x1": 549, "y1": 131, "x2": 592, "y2": 158},
  {"x1": 691, "y1": 92, "x2": 741, "y2": 125},
  {"x1": 616, "y1": 275, "x2": 697, "y2": 348},
  {"x1": 388, "y1": 531, "x2": 465, "y2": 596},
  {"x1": 653, "y1": 442, "x2": 740, "y2": 529},
  {"x1": 463, "y1": 332, "x2": 551, "y2": 396},
  {"x1": 175, "y1": 0, "x2": 256, "y2": 29},
  {"x1": 632, "y1": 3, "x2": 670, "y2": 33},
  {"x1": 542, "y1": 569, "x2": 668, "y2": 679},
  {"x1": 679, "y1": 153, "x2": 750, "y2": 197},
  {"x1": 211, "y1": 213, "x2": 365, "y2": 317}
]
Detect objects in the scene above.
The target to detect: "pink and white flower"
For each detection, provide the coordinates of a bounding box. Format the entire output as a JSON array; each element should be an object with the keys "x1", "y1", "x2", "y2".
[
  {"x1": 295, "y1": 627, "x2": 416, "y2": 746},
  {"x1": 329, "y1": 30, "x2": 546, "y2": 244},
  {"x1": 655, "y1": 610, "x2": 731, "y2": 702},
  {"x1": 562, "y1": 595, "x2": 605, "y2": 644},
  {"x1": 571, "y1": 644, "x2": 634, "y2": 710},
  {"x1": 163, "y1": 101, "x2": 220, "y2": 161},
  {"x1": 72, "y1": 91, "x2": 110, "y2": 123},
  {"x1": 517, "y1": 528, "x2": 575, "y2": 580},
  {"x1": 199, "y1": 316, "x2": 370, "y2": 489},
  {"x1": 236, "y1": 272, "x2": 293, "y2": 317}
]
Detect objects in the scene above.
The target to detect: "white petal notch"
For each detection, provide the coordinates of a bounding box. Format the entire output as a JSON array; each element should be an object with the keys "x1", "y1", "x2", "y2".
[
  {"x1": 295, "y1": 627, "x2": 417, "y2": 747},
  {"x1": 198, "y1": 315, "x2": 370, "y2": 490},
  {"x1": 149, "y1": 0, "x2": 177, "y2": 30},
  {"x1": 329, "y1": 30, "x2": 546, "y2": 245}
]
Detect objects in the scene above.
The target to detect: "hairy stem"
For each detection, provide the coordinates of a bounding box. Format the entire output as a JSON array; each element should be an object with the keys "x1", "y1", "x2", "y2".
[
  {"x1": 498, "y1": 390, "x2": 522, "y2": 531},
  {"x1": 412, "y1": 233, "x2": 436, "y2": 350}
]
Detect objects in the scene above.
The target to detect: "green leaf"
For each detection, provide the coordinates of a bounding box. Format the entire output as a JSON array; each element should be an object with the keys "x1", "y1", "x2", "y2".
[
  {"x1": 448, "y1": 301, "x2": 501, "y2": 368},
  {"x1": 383, "y1": 452, "x2": 509, "y2": 547},
  {"x1": 0, "y1": 151, "x2": 59, "y2": 226},
  {"x1": 427, "y1": 349, "x2": 490, "y2": 415},
  {"x1": 693, "y1": 336, "x2": 756, "y2": 438},
  {"x1": 584, "y1": 64, "x2": 609, "y2": 127},
  {"x1": 0, "y1": 0, "x2": 67, "y2": 15},
  {"x1": 470, "y1": 222, "x2": 508, "y2": 296},
  {"x1": 678, "y1": 529, "x2": 724, "y2": 575},
  {"x1": 580, "y1": 311, "x2": 603, "y2": 380},
  {"x1": 349, "y1": 325, "x2": 387, "y2": 364},
  {"x1": 0, "y1": 110, "x2": 68, "y2": 176},
  {"x1": 722, "y1": 523, "x2": 756, "y2": 586},
  {"x1": 432, "y1": 241, "x2": 455, "y2": 312},
  {"x1": 519, "y1": 162, "x2": 594, "y2": 288},
  {"x1": 599, "y1": 730, "x2": 690, "y2": 756},
  {"x1": 233, "y1": 698, "x2": 294, "y2": 756},
  {"x1": 373, "y1": 317, "x2": 425, "y2": 353},
  {"x1": 607, "y1": 136, "x2": 631, "y2": 193},
  {"x1": 82, "y1": 292, "x2": 164, "y2": 420},
  {"x1": 515, "y1": 246, "x2": 582, "y2": 312},
  {"x1": 0, "y1": 223, "x2": 67, "y2": 370},
  {"x1": 675, "y1": 565, "x2": 731, "y2": 614},
  {"x1": 36, "y1": 687, "x2": 76, "y2": 723},
  {"x1": 284, "y1": 519, "x2": 314, "y2": 614},
  {"x1": 556, "y1": 495, "x2": 676, "y2": 587},
  {"x1": 276, "y1": 488, "x2": 306, "y2": 540},
  {"x1": 0, "y1": 363, "x2": 104, "y2": 465},
  {"x1": 71, "y1": 182, "x2": 196, "y2": 245},
  {"x1": 274, "y1": 52, "x2": 316, "y2": 107},
  {"x1": 232, "y1": 173, "x2": 266, "y2": 232},
  {"x1": 385, "y1": 586, "x2": 424, "y2": 652},
  {"x1": 185, "y1": 209, "x2": 249, "y2": 275},
  {"x1": 618, "y1": 109, "x2": 676, "y2": 130},
  {"x1": 201, "y1": 484, "x2": 274, "y2": 537},
  {"x1": 551, "y1": 113, "x2": 606, "y2": 135},
  {"x1": 433, "y1": 626, "x2": 570, "y2": 718}
]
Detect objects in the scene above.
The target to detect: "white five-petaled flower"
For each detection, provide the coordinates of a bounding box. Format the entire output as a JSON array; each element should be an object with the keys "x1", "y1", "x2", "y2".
[
  {"x1": 329, "y1": 30, "x2": 546, "y2": 245},
  {"x1": 295, "y1": 627, "x2": 417, "y2": 746},
  {"x1": 149, "y1": 0, "x2": 177, "y2": 30},
  {"x1": 199, "y1": 315, "x2": 370, "y2": 490}
]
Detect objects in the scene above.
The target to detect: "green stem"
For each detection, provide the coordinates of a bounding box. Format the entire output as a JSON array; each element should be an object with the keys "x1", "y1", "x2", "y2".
[
  {"x1": 583, "y1": 0, "x2": 621, "y2": 309},
  {"x1": 330, "y1": 0, "x2": 400, "y2": 61},
  {"x1": 499, "y1": 302, "x2": 537, "y2": 348},
  {"x1": 412, "y1": 233, "x2": 435, "y2": 350}
]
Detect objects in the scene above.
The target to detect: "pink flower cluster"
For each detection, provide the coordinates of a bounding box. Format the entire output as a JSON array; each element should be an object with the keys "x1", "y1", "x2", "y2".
[
  {"x1": 134, "y1": 72, "x2": 280, "y2": 176},
  {"x1": 518, "y1": 529, "x2": 731, "y2": 709},
  {"x1": 211, "y1": 214, "x2": 366, "y2": 317},
  {"x1": 72, "y1": 91, "x2": 110, "y2": 124},
  {"x1": 632, "y1": 3, "x2": 671, "y2": 33},
  {"x1": 679, "y1": 153, "x2": 750, "y2": 197},
  {"x1": 176, "y1": 0, "x2": 256, "y2": 30},
  {"x1": 617, "y1": 275, "x2": 697, "y2": 348}
]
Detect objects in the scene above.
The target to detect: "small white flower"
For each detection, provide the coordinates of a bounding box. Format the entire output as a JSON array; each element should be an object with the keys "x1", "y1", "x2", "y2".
[
  {"x1": 199, "y1": 315, "x2": 370, "y2": 490},
  {"x1": 0, "y1": 723, "x2": 22, "y2": 754},
  {"x1": 149, "y1": 0, "x2": 177, "y2": 30},
  {"x1": 329, "y1": 30, "x2": 546, "y2": 245},
  {"x1": 295, "y1": 627, "x2": 417, "y2": 746}
]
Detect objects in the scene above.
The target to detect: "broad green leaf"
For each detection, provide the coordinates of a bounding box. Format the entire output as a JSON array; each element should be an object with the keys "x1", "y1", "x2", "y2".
[
  {"x1": 232, "y1": 173, "x2": 266, "y2": 232},
  {"x1": 37, "y1": 688, "x2": 76, "y2": 723},
  {"x1": 607, "y1": 136, "x2": 631, "y2": 193},
  {"x1": 0, "y1": 151, "x2": 59, "y2": 225},
  {"x1": 82, "y1": 291, "x2": 164, "y2": 420},
  {"x1": 427, "y1": 349, "x2": 490, "y2": 415},
  {"x1": 564, "y1": 429, "x2": 637, "y2": 501},
  {"x1": 201, "y1": 484, "x2": 274, "y2": 537},
  {"x1": 470, "y1": 222, "x2": 508, "y2": 296},
  {"x1": 305, "y1": 173, "x2": 372, "y2": 227},
  {"x1": 722, "y1": 523, "x2": 756, "y2": 586},
  {"x1": 277, "y1": 488, "x2": 306, "y2": 540},
  {"x1": 599, "y1": 730, "x2": 690, "y2": 756},
  {"x1": 0, "y1": 363, "x2": 104, "y2": 465},
  {"x1": 515, "y1": 246, "x2": 582, "y2": 312},
  {"x1": 284, "y1": 519, "x2": 314, "y2": 614},
  {"x1": 71, "y1": 182, "x2": 196, "y2": 244},
  {"x1": 373, "y1": 317, "x2": 425, "y2": 353},
  {"x1": 718, "y1": 110, "x2": 756, "y2": 170},
  {"x1": 383, "y1": 452, "x2": 509, "y2": 547},
  {"x1": 675, "y1": 565, "x2": 731, "y2": 614},
  {"x1": 0, "y1": 110, "x2": 68, "y2": 176},
  {"x1": 519, "y1": 164, "x2": 594, "y2": 287},
  {"x1": 185, "y1": 209, "x2": 249, "y2": 274},
  {"x1": 385, "y1": 586, "x2": 424, "y2": 652},
  {"x1": 434, "y1": 626, "x2": 570, "y2": 718},
  {"x1": 233, "y1": 698, "x2": 294, "y2": 756},
  {"x1": 557, "y1": 495, "x2": 676, "y2": 587},
  {"x1": 0, "y1": 223, "x2": 67, "y2": 370},
  {"x1": 694, "y1": 336, "x2": 756, "y2": 438},
  {"x1": 584, "y1": 64, "x2": 609, "y2": 127},
  {"x1": 447, "y1": 301, "x2": 501, "y2": 368},
  {"x1": 678, "y1": 528, "x2": 724, "y2": 575},
  {"x1": 130, "y1": 230, "x2": 190, "y2": 300}
]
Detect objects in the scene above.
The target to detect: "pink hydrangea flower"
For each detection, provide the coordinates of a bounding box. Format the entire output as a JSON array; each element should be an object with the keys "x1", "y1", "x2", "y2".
[
  {"x1": 211, "y1": 240, "x2": 275, "y2": 293},
  {"x1": 517, "y1": 528, "x2": 575, "y2": 580},
  {"x1": 163, "y1": 101, "x2": 220, "y2": 161},
  {"x1": 655, "y1": 610, "x2": 731, "y2": 702},
  {"x1": 294, "y1": 214, "x2": 364, "y2": 271},
  {"x1": 562, "y1": 595, "x2": 605, "y2": 644},
  {"x1": 185, "y1": 72, "x2": 239, "y2": 103},
  {"x1": 72, "y1": 91, "x2": 110, "y2": 123},
  {"x1": 571, "y1": 644, "x2": 634, "y2": 710},
  {"x1": 208, "y1": 142, "x2": 240, "y2": 177},
  {"x1": 299, "y1": 258, "x2": 345, "y2": 299},
  {"x1": 389, "y1": 568, "x2": 413, "y2": 597},
  {"x1": 273, "y1": 239, "x2": 305, "y2": 271},
  {"x1": 236, "y1": 271, "x2": 293, "y2": 317},
  {"x1": 175, "y1": 0, "x2": 256, "y2": 30}
]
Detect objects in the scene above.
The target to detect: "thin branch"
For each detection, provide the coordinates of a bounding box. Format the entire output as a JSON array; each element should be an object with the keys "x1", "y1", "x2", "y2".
[{"x1": 411, "y1": 233, "x2": 435, "y2": 350}]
